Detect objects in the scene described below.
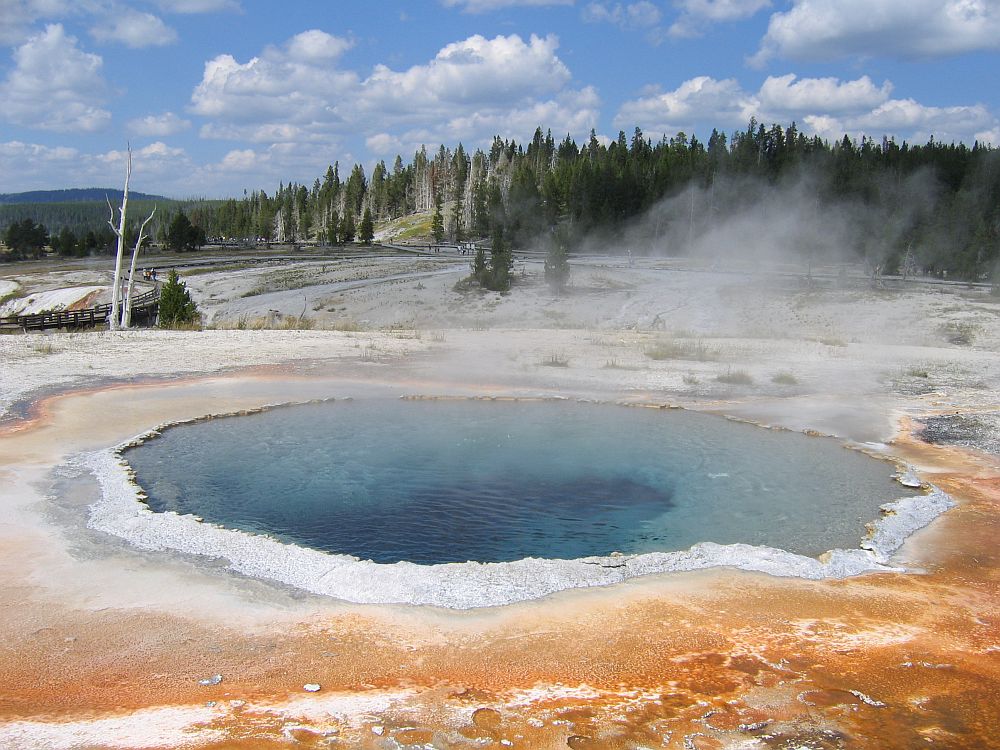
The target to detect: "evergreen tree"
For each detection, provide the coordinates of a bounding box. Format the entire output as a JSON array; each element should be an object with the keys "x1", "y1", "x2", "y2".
[
  {"x1": 486, "y1": 227, "x2": 513, "y2": 291},
  {"x1": 157, "y1": 270, "x2": 199, "y2": 327},
  {"x1": 53, "y1": 226, "x2": 80, "y2": 257},
  {"x1": 340, "y1": 211, "x2": 356, "y2": 242},
  {"x1": 431, "y1": 191, "x2": 445, "y2": 243},
  {"x1": 451, "y1": 191, "x2": 465, "y2": 242},
  {"x1": 471, "y1": 245, "x2": 488, "y2": 285},
  {"x1": 167, "y1": 211, "x2": 205, "y2": 252},
  {"x1": 544, "y1": 228, "x2": 571, "y2": 293},
  {"x1": 471, "y1": 179, "x2": 490, "y2": 237},
  {"x1": 505, "y1": 162, "x2": 542, "y2": 248},
  {"x1": 326, "y1": 210, "x2": 339, "y2": 245},
  {"x1": 359, "y1": 207, "x2": 375, "y2": 245},
  {"x1": 3, "y1": 218, "x2": 48, "y2": 260},
  {"x1": 450, "y1": 143, "x2": 468, "y2": 241}
]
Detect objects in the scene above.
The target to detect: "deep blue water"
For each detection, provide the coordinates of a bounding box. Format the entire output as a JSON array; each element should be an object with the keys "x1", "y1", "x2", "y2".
[{"x1": 124, "y1": 399, "x2": 911, "y2": 564}]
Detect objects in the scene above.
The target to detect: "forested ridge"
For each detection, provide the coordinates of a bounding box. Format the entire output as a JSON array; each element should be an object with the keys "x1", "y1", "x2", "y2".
[
  {"x1": 4, "y1": 121, "x2": 999, "y2": 280},
  {"x1": 0, "y1": 188, "x2": 167, "y2": 204}
]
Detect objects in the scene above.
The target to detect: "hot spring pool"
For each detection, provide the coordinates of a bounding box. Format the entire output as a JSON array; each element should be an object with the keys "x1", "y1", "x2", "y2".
[{"x1": 122, "y1": 399, "x2": 915, "y2": 566}]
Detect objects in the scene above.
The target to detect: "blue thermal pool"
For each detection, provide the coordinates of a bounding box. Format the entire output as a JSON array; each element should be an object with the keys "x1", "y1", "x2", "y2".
[{"x1": 122, "y1": 399, "x2": 915, "y2": 565}]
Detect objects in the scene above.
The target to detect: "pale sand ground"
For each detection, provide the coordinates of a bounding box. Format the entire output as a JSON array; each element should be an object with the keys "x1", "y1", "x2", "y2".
[{"x1": 0, "y1": 253, "x2": 998, "y2": 748}]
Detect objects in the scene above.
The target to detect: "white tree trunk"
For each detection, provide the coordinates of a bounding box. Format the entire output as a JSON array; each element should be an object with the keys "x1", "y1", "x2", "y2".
[
  {"x1": 122, "y1": 205, "x2": 156, "y2": 328},
  {"x1": 108, "y1": 147, "x2": 132, "y2": 331}
]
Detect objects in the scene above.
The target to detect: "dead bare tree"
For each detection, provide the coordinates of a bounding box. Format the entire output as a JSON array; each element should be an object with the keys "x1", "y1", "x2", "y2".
[
  {"x1": 900, "y1": 241, "x2": 917, "y2": 283},
  {"x1": 107, "y1": 145, "x2": 132, "y2": 331},
  {"x1": 121, "y1": 205, "x2": 156, "y2": 328}
]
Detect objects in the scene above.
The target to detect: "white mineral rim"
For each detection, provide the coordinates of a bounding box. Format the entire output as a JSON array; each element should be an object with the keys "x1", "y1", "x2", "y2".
[{"x1": 76, "y1": 426, "x2": 956, "y2": 609}]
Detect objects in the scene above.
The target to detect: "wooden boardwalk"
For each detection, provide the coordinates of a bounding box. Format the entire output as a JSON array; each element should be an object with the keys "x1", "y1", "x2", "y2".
[{"x1": 0, "y1": 287, "x2": 160, "y2": 332}]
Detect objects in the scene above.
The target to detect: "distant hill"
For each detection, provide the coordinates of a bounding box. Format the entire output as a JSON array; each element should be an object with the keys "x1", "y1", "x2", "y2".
[{"x1": 0, "y1": 188, "x2": 168, "y2": 205}]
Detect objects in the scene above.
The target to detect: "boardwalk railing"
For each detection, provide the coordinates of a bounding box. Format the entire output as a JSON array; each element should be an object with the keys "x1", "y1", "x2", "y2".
[{"x1": 0, "y1": 287, "x2": 160, "y2": 332}]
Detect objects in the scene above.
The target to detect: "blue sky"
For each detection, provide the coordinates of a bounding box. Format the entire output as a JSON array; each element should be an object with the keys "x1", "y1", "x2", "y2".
[{"x1": 1, "y1": 0, "x2": 998, "y2": 198}]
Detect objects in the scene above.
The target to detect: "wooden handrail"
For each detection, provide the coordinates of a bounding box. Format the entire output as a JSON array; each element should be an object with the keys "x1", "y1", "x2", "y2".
[{"x1": 0, "y1": 287, "x2": 160, "y2": 331}]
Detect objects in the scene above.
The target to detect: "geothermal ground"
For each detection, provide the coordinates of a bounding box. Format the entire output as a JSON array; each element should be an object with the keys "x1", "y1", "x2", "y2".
[{"x1": 0, "y1": 247, "x2": 998, "y2": 749}]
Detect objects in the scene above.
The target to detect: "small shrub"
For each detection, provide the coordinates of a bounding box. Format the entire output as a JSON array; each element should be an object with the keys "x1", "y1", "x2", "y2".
[
  {"x1": 544, "y1": 229, "x2": 571, "y2": 293},
  {"x1": 941, "y1": 321, "x2": 978, "y2": 346},
  {"x1": 542, "y1": 353, "x2": 569, "y2": 367},
  {"x1": 275, "y1": 316, "x2": 314, "y2": 330},
  {"x1": 683, "y1": 374, "x2": 700, "y2": 385},
  {"x1": 644, "y1": 337, "x2": 716, "y2": 361},
  {"x1": 906, "y1": 367, "x2": 930, "y2": 378},
  {"x1": 158, "y1": 270, "x2": 199, "y2": 327},
  {"x1": 159, "y1": 319, "x2": 202, "y2": 331},
  {"x1": 31, "y1": 340, "x2": 56, "y2": 355},
  {"x1": 716, "y1": 368, "x2": 754, "y2": 385},
  {"x1": 772, "y1": 372, "x2": 799, "y2": 385},
  {"x1": 817, "y1": 336, "x2": 847, "y2": 347},
  {"x1": 329, "y1": 319, "x2": 363, "y2": 332}
]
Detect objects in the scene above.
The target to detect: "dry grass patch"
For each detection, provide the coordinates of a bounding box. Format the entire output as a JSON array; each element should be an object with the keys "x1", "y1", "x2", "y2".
[
  {"x1": 602, "y1": 358, "x2": 643, "y2": 370},
  {"x1": 30, "y1": 339, "x2": 57, "y2": 355},
  {"x1": 940, "y1": 321, "x2": 979, "y2": 346},
  {"x1": 224, "y1": 314, "x2": 315, "y2": 330},
  {"x1": 815, "y1": 336, "x2": 848, "y2": 347},
  {"x1": 644, "y1": 337, "x2": 718, "y2": 362},
  {"x1": 716, "y1": 368, "x2": 754, "y2": 385},
  {"x1": 541, "y1": 352, "x2": 570, "y2": 367}
]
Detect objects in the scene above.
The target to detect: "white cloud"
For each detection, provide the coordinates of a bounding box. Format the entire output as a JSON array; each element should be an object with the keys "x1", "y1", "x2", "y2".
[
  {"x1": 0, "y1": 139, "x2": 195, "y2": 194},
  {"x1": 366, "y1": 132, "x2": 404, "y2": 155},
  {"x1": 0, "y1": 0, "x2": 76, "y2": 45},
  {"x1": 436, "y1": 84, "x2": 601, "y2": 144},
  {"x1": 127, "y1": 111, "x2": 191, "y2": 136},
  {"x1": 360, "y1": 34, "x2": 571, "y2": 114},
  {"x1": 976, "y1": 133, "x2": 999, "y2": 148},
  {"x1": 0, "y1": 139, "x2": 79, "y2": 165},
  {"x1": 219, "y1": 148, "x2": 258, "y2": 171},
  {"x1": 975, "y1": 128, "x2": 999, "y2": 146},
  {"x1": 190, "y1": 30, "x2": 591, "y2": 160},
  {"x1": 0, "y1": 137, "x2": 322, "y2": 197},
  {"x1": 614, "y1": 76, "x2": 756, "y2": 135},
  {"x1": 365, "y1": 84, "x2": 600, "y2": 159},
  {"x1": 614, "y1": 73, "x2": 999, "y2": 147},
  {"x1": 135, "y1": 141, "x2": 185, "y2": 159},
  {"x1": 350, "y1": 34, "x2": 600, "y2": 156},
  {"x1": 286, "y1": 28, "x2": 352, "y2": 62},
  {"x1": 752, "y1": 0, "x2": 1000, "y2": 65},
  {"x1": 90, "y1": 9, "x2": 177, "y2": 48},
  {"x1": 0, "y1": 139, "x2": 89, "y2": 191},
  {"x1": 194, "y1": 141, "x2": 356, "y2": 195},
  {"x1": 582, "y1": 1, "x2": 663, "y2": 28},
  {"x1": 187, "y1": 28, "x2": 599, "y2": 172},
  {"x1": 0, "y1": 1, "x2": 232, "y2": 46},
  {"x1": 198, "y1": 122, "x2": 319, "y2": 144},
  {"x1": 0, "y1": 24, "x2": 111, "y2": 132},
  {"x1": 190, "y1": 30, "x2": 357, "y2": 122},
  {"x1": 757, "y1": 74, "x2": 892, "y2": 116},
  {"x1": 675, "y1": 0, "x2": 771, "y2": 21},
  {"x1": 441, "y1": 0, "x2": 574, "y2": 12},
  {"x1": 155, "y1": 0, "x2": 241, "y2": 12},
  {"x1": 669, "y1": 0, "x2": 771, "y2": 37},
  {"x1": 807, "y1": 99, "x2": 999, "y2": 144}
]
